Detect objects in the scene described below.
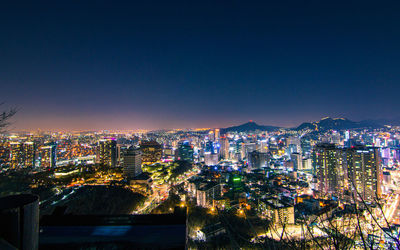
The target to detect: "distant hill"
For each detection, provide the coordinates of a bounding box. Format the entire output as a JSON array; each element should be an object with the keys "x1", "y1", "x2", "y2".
[
  {"x1": 295, "y1": 117, "x2": 383, "y2": 131},
  {"x1": 361, "y1": 118, "x2": 400, "y2": 126},
  {"x1": 221, "y1": 121, "x2": 280, "y2": 133}
]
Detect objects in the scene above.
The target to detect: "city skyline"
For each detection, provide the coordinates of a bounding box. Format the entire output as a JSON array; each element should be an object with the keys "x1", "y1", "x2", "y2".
[{"x1": 2, "y1": 1, "x2": 400, "y2": 130}]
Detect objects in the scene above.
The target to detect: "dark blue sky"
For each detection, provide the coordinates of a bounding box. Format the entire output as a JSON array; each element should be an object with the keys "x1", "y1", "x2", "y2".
[{"x1": 1, "y1": 1, "x2": 400, "y2": 131}]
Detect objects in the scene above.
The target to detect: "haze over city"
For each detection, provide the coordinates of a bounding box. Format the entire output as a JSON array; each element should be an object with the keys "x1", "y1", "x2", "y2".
[{"x1": 2, "y1": 1, "x2": 400, "y2": 131}]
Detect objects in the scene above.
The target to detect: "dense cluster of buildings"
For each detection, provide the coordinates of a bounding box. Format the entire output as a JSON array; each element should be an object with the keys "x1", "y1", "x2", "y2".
[{"x1": 2, "y1": 120, "x2": 400, "y2": 246}]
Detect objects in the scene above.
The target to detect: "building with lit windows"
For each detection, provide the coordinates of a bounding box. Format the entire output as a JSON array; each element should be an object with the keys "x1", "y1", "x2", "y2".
[
  {"x1": 98, "y1": 138, "x2": 117, "y2": 167},
  {"x1": 314, "y1": 143, "x2": 347, "y2": 199},
  {"x1": 40, "y1": 144, "x2": 56, "y2": 168},
  {"x1": 262, "y1": 200, "x2": 295, "y2": 226},
  {"x1": 196, "y1": 181, "x2": 222, "y2": 207},
  {"x1": 290, "y1": 152, "x2": 302, "y2": 170},
  {"x1": 204, "y1": 152, "x2": 218, "y2": 166},
  {"x1": 177, "y1": 141, "x2": 194, "y2": 162},
  {"x1": 140, "y1": 141, "x2": 162, "y2": 164},
  {"x1": 248, "y1": 151, "x2": 268, "y2": 170},
  {"x1": 122, "y1": 147, "x2": 142, "y2": 178},
  {"x1": 220, "y1": 137, "x2": 229, "y2": 160},
  {"x1": 9, "y1": 142, "x2": 23, "y2": 168},
  {"x1": 314, "y1": 144, "x2": 381, "y2": 203},
  {"x1": 23, "y1": 141, "x2": 36, "y2": 168},
  {"x1": 345, "y1": 146, "x2": 381, "y2": 203}
]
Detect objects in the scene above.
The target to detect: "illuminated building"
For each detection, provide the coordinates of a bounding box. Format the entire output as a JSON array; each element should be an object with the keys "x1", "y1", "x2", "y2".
[
  {"x1": 9, "y1": 142, "x2": 23, "y2": 168},
  {"x1": 287, "y1": 136, "x2": 301, "y2": 154},
  {"x1": 248, "y1": 151, "x2": 268, "y2": 170},
  {"x1": 314, "y1": 143, "x2": 347, "y2": 199},
  {"x1": 301, "y1": 158, "x2": 312, "y2": 170},
  {"x1": 214, "y1": 129, "x2": 220, "y2": 142},
  {"x1": 258, "y1": 139, "x2": 268, "y2": 153},
  {"x1": 241, "y1": 143, "x2": 256, "y2": 160},
  {"x1": 345, "y1": 146, "x2": 381, "y2": 203},
  {"x1": 40, "y1": 144, "x2": 56, "y2": 168},
  {"x1": 233, "y1": 141, "x2": 242, "y2": 161},
  {"x1": 260, "y1": 200, "x2": 295, "y2": 226},
  {"x1": 163, "y1": 147, "x2": 175, "y2": 161},
  {"x1": 196, "y1": 182, "x2": 222, "y2": 207},
  {"x1": 117, "y1": 144, "x2": 129, "y2": 166},
  {"x1": 98, "y1": 138, "x2": 117, "y2": 167},
  {"x1": 122, "y1": 147, "x2": 142, "y2": 178},
  {"x1": 140, "y1": 140, "x2": 162, "y2": 164},
  {"x1": 290, "y1": 152, "x2": 302, "y2": 170},
  {"x1": 23, "y1": 141, "x2": 36, "y2": 168},
  {"x1": 228, "y1": 174, "x2": 244, "y2": 193},
  {"x1": 204, "y1": 152, "x2": 218, "y2": 166},
  {"x1": 315, "y1": 144, "x2": 382, "y2": 203},
  {"x1": 220, "y1": 137, "x2": 229, "y2": 160},
  {"x1": 208, "y1": 130, "x2": 215, "y2": 142},
  {"x1": 177, "y1": 141, "x2": 194, "y2": 162}
]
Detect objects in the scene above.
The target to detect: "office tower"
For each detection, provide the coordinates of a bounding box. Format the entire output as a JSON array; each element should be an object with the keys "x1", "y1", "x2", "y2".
[
  {"x1": 220, "y1": 137, "x2": 229, "y2": 160},
  {"x1": 259, "y1": 139, "x2": 269, "y2": 153},
  {"x1": 122, "y1": 147, "x2": 142, "y2": 178},
  {"x1": 345, "y1": 146, "x2": 381, "y2": 203},
  {"x1": 9, "y1": 142, "x2": 23, "y2": 168},
  {"x1": 242, "y1": 143, "x2": 257, "y2": 160},
  {"x1": 196, "y1": 182, "x2": 222, "y2": 207},
  {"x1": 205, "y1": 141, "x2": 214, "y2": 154},
  {"x1": 314, "y1": 143, "x2": 347, "y2": 199},
  {"x1": 330, "y1": 132, "x2": 341, "y2": 145},
  {"x1": 24, "y1": 141, "x2": 36, "y2": 168},
  {"x1": 248, "y1": 151, "x2": 268, "y2": 170},
  {"x1": 40, "y1": 144, "x2": 56, "y2": 168},
  {"x1": 345, "y1": 130, "x2": 350, "y2": 141},
  {"x1": 268, "y1": 140, "x2": 279, "y2": 155},
  {"x1": 233, "y1": 141, "x2": 242, "y2": 161},
  {"x1": 117, "y1": 144, "x2": 129, "y2": 166},
  {"x1": 287, "y1": 136, "x2": 301, "y2": 154},
  {"x1": 214, "y1": 129, "x2": 220, "y2": 142},
  {"x1": 163, "y1": 147, "x2": 175, "y2": 161},
  {"x1": 208, "y1": 130, "x2": 215, "y2": 142},
  {"x1": 141, "y1": 140, "x2": 162, "y2": 163},
  {"x1": 204, "y1": 152, "x2": 219, "y2": 166},
  {"x1": 290, "y1": 152, "x2": 302, "y2": 170},
  {"x1": 140, "y1": 140, "x2": 162, "y2": 164},
  {"x1": 98, "y1": 138, "x2": 117, "y2": 167},
  {"x1": 177, "y1": 141, "x2": 194, "y2": 162},
  {"x1": 302, "y1": 158, "x2": 312, "y2": 170}
]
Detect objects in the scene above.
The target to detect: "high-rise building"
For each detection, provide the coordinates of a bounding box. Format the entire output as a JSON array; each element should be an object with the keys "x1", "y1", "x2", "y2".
[
  {"x1": 9, "y1": 142, "x2": 23, "y2": 168},
  {"x1": 122, "y1": 148, "x2": 142, "y2": 178},
  {"x1": 248, "y1": 151, "x2": 268, "y2": 170},
  {"x1": 214, "y1": 129, "x2": 220, "y2": 142},
  {"x1": 140, "y1": 141, "x2": 162, "y2": 164},
  {"x1": 24, "y1": 142, "x2": 36, "y2": 168},
  {"x1": 117, "y1": 144, "x2": 129, "y2": 166},
  {"x1": 242, "y1": 143, "x2": 257, "y2": 160},
  {"x1": 290, "y1": 152, "x2": 302, "y2": 170},
  {"x1": 345, "y1": 146, "x2": 381, "y2": 203},
  {"x1": 98, "y1": 138, "x2": 117, "y2": 167},
  {"x1": 177, "y1": 141, "x2": 194, "y2": 162},
  {"x1": 314, "y1": 143, "x2": 347, "y2": 199},
  {"x1": 259, "y1": 139, "x2": 269, "y2": 153},
  {"x1": 204, "y1": 152, "x2": 219, "y2": 166},
  {"x1": 314, "y1": 143, "x2": 381, "y2": 203},
  {"x1": 220, "y1": 137, "x2": 229, "y2": 160},
  {"x1": 287, "y1": 136, "x2": 301, "y2": 154},
  {"x1": 40, "y1": 144, "x2": 56, "y2": 168}
]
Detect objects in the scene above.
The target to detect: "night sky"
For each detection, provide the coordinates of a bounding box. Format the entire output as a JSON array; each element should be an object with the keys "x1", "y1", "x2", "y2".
[{"x1": 1, "y1": 1, "x2": 400, "y2": 131}]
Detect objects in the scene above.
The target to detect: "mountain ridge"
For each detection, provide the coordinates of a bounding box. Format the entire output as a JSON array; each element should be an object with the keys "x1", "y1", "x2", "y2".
[{"x1": 220, "y1": 117, "x2": 388, "y2": 133}]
